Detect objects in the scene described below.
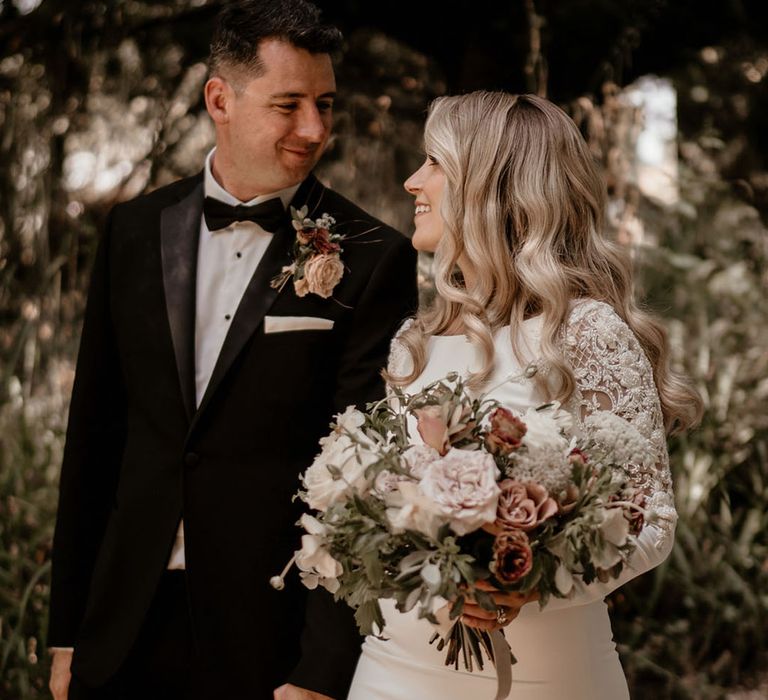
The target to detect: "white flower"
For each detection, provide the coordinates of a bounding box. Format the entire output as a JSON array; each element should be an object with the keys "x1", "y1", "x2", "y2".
[
  {"x1": 373, "y1": 444, "x2": 439, "y2": 495},
  {"x1": 554, "y1": 561, "x2": 575, "y2": 596},
  {"x1": 592, "y1": 542, "x2": 623, "y2": 569},
  {"x1": 599, "y1": 507, "x2": 631, "y2": 547},
  {"x1": 583, "y1": 411, "x2": 653, "y2": 468},
  {"x1": 335, "y1": 405, "x2": 366, "y2": 434},
  {"x1": 295, "y1": 514, "x2": 342, "y2": 593},
  {"x1": 520, "y1": 405, "x2": 572, "y2": 446},
  {"x1": 419, "y1": 448, "x2": 501, "y2": 535},
  {"x1": 506, "y1": 407, "x2": 573, "y2": 494},
  {"x1": 386, "y1": 481, "x2": 446, "y2": 539},
  {"x1": 303, "y1": 431, "x2": 378, "y2": 511},
  {"x1": 403, "y1": 444, "x2": 441, "y2": 478}
]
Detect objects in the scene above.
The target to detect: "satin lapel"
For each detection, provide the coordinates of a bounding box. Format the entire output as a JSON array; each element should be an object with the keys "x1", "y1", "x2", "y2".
[
  {"x1": 190, "y1": 174, "x2": 327, "y2": 429},
  {"x1": 160, "y1": 180, "x2": 203, "y2": 422}
]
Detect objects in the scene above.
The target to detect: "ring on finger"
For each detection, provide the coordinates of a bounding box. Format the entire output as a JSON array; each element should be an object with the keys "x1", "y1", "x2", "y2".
[{"x1": 496, "y1": 606, "x2": 509, "y2": 626}]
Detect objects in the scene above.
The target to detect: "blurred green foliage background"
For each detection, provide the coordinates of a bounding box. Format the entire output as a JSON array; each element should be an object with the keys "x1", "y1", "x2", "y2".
[{"x1": 0, "y1": 1, "x2": 767, "y2": 698}]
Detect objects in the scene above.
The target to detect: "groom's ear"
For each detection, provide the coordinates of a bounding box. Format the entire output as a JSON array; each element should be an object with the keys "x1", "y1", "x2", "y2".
[{"x1": 204, "y1": 77, "x2": 231, "y2": 125}]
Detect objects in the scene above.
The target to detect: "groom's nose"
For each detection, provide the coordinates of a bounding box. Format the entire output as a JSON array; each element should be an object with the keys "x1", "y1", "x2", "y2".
[{"x1": 294, "y1": 104, "x2": 329, "y2": 144}]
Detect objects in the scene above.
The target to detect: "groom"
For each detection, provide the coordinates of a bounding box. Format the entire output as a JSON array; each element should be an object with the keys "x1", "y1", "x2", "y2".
[{"x1": 47, "y1": 1, "x2": 417, "y2": 699}]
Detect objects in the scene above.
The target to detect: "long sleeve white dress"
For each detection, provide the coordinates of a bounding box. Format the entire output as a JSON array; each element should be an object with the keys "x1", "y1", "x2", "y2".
[{"x1": 347, "y1": 300, "x2": 676, "y2": 700}]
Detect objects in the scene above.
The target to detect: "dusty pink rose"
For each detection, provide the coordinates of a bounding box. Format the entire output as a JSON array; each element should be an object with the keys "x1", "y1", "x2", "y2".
[
  {"x1": 414, "y1": 406, "x2": 450, "y2": 455},
  {"x1": 419, "y1": 448, "x2": 501, "y2": 535},
  {"x1": 302, "y1": 254, "x2": 344, "y2": 298},
  {"x1": 294, "y1": 277, "x2": 310, "y2": 297},
  {"x1": 491, "y1": 528, "x2": 533, "y2": 584},
  {"x1": 496, "y1": 479, "x2": 557, "y2": 532},
  {"x1": 485, "y1": 407, "x2": 527, "y2": 456}
]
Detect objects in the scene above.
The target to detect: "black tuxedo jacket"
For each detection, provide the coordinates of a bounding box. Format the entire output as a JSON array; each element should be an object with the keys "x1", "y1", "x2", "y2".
[{"x1": 48, "y1": 172, "x2": 418, "y2": 698}]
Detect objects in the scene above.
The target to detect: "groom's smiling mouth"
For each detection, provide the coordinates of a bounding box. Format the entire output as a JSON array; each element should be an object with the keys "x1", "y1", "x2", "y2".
[{"x1": 282, "y1": 145, "x2": 320, "y2": 160}]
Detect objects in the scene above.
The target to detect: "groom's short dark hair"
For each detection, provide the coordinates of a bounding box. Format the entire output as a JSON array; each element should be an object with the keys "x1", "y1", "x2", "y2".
[{"x1": 209, "y1": 0, "x2": 343, "y2": 77}]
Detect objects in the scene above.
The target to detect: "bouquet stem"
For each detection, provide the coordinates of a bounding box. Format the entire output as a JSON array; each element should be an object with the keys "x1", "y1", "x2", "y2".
[{"x1": 430, "y1": 622, "x2": 516, "y2": 699}]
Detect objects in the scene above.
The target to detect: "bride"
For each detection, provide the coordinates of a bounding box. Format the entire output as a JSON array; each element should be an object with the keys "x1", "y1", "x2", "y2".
[{"x1": 347, "y1": 92, "x2": 702, "y2": 699}]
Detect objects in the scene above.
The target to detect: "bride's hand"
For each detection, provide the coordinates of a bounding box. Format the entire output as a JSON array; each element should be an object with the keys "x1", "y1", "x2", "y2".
[{"x1": 461, "y1": 580, "x2": 539, "y2": 631}]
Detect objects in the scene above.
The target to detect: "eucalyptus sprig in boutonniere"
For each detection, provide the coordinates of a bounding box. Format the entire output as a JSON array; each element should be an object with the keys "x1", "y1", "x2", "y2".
[{"x1": 271, "y1": 206, "x2": 346, "y2": 299}]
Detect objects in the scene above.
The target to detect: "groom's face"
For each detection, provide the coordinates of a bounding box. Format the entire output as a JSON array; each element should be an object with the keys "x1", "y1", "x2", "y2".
[{"x1": 212, "y1": 39, "x2": 336, "y2": 194}]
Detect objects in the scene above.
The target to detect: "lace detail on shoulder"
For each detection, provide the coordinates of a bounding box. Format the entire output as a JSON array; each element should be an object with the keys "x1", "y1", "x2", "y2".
[
  {"x1": 563, "y1": 300, "x2": 676, "y2": 545},
  {"x1": 387, "y1": 318, "x2": 415, "y2": 380}
]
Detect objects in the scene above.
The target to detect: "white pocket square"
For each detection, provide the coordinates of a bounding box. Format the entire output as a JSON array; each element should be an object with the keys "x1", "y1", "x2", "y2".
[{"x1": 263, "y1": 315, "x2": 335, "y2": 333}]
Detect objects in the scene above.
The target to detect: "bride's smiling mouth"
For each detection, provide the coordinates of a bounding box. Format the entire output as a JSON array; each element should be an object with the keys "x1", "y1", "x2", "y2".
[{"x1": 414, "y1": 202, "x2": 432, "y2": 217}]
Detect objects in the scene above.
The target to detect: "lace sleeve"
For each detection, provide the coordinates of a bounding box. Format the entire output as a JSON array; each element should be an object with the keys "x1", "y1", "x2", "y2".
[
  {"x1": 564, "y1": 300, "x2": 676, "y2": 537},
  {"x1": 537, "y1": 300, "x2": 676, "y2": 613}
]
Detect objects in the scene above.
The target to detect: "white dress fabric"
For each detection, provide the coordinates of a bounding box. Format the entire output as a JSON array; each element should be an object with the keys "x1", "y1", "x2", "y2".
[{"x1": 347, "y1": 300, "x2": 676, "y2": 700}]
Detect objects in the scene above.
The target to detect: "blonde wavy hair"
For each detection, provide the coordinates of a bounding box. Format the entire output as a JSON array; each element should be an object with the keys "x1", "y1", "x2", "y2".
[{"x1": 388, "y1": 91, "x2": 702, "y2": 434}]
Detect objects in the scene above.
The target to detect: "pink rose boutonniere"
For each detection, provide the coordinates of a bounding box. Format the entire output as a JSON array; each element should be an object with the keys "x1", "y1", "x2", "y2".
[{"x1": 271, "y1": 206, "x2": 346, "y2": 299}]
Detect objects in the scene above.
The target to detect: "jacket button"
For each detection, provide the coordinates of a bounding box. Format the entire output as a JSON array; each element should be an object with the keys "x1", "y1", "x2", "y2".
[{"x1": 184, "y1": 452, "x2": 200, "y2": 468}]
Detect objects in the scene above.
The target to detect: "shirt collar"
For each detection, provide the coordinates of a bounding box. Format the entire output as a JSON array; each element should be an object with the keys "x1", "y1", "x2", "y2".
[{"x1": 203, "y1": 148, "x2": 300, "y2": 210}]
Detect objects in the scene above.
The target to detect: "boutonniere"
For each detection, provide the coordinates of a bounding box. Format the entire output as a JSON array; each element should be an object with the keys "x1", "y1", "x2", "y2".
[{"x1": 271, "y1": 206, "x2": 346, "y2": 299}]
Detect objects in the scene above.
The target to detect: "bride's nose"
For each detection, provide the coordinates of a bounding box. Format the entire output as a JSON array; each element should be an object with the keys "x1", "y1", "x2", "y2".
[{"x1": 403, "y1": 171, "x2": 421, "y2": 195}]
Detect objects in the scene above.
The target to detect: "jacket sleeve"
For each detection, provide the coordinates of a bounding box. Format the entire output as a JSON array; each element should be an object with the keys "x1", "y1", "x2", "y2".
[
  {"x1": 47, "y1": 210, "x2": 127, "y2": 647},
  {"x1": 286, "y1": 232, "x2": 418, "y2": 698}
]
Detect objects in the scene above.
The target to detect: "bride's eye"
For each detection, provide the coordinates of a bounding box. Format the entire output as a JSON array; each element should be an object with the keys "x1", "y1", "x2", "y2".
[{"x1": 426, "y1": 155, "x2": 439, "y2": 166}]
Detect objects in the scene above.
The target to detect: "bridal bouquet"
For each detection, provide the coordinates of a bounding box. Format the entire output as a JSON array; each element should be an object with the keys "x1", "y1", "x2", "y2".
[{"x1": 273, "y1": 371, "x2": 654, "y2": 688}]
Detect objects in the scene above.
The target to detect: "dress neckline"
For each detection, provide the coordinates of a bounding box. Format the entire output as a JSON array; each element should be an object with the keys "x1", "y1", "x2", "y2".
[{"x1": 430, "y1": 316, "x2": 542, "y2": 340}]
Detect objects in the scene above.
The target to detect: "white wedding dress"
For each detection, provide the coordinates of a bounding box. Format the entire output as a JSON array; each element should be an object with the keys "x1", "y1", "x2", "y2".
[{"x1": 347, "y1": 299, "x2": 677, "y2": 700}]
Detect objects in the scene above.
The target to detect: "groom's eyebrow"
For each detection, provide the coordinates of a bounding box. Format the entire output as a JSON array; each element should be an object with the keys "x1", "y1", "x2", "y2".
[{"x1": 270, "y1": 91, "x2": 337, "y2": 100}]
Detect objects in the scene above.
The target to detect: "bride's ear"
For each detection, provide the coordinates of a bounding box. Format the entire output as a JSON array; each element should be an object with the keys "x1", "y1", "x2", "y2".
[{"x1": 204, "y1": 77, "x2": 231, "y2": 125}]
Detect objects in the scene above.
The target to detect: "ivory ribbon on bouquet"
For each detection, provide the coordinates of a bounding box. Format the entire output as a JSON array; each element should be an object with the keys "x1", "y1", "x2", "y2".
[{"x1": 490, "y1": 629, "x2": 513, "y2": 700}]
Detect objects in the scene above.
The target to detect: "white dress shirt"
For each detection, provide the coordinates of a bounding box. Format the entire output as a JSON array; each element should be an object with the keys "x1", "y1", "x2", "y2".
[{"x1": 167, "y1": 149, "x2": 298, "y2": 570}]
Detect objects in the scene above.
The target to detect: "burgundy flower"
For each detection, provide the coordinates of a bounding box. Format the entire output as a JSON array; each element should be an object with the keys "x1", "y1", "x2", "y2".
[
  {"x1": 496, "y1": 479, "x2": 557, "y2": 532},
  {"x1": 491, "y1": 528, "x2": 533, "y2": 584},
  {"x1": 568, "y1": 448, "x2": 589, "y2": 467},
  {"x1": 311, "y1": 228, "x2": 341, "y2": 255},
  {"x1": 485, "y1": 407, "x2": 527, "y2": 456}
]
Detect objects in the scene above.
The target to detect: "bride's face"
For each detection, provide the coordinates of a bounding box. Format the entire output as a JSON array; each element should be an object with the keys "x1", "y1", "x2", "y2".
[{"x1": 404, "y1": 156, "x2": 446, "y2": 252}]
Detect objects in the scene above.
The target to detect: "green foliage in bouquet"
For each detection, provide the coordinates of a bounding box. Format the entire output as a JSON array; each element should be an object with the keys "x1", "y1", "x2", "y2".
[{"x1": 291, "y1": 372, "x2": 650, "y2": 680}]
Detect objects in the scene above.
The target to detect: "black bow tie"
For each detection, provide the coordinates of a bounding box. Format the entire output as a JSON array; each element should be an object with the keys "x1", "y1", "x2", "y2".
[{"x1": 203, "y1": 196, "x2": 287, "y2": 233}]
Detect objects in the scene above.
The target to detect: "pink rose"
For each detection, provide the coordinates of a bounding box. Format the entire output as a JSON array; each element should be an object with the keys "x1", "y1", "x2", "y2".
[
  {"x1": 496, "y1": 479, "x2": 557, "y2": 532},
  {"x1": 294, "y1": 277, "x2": 310, "y2": 297},
  {"x1": 414, "y1": 406, "x2": 450, "y2": 456},
  {"x1": 419, "y1": 448, "x2": 501, "y2": 535},
  {"x1": 302, "y1": 254, "x2": 344, "y2": 298},
  {"x1": 485, "y1": 407, "x2": 527, "y2": 456},
  {"x1": 491, "y1": 528, "x2": 533, "y2": 584}
]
